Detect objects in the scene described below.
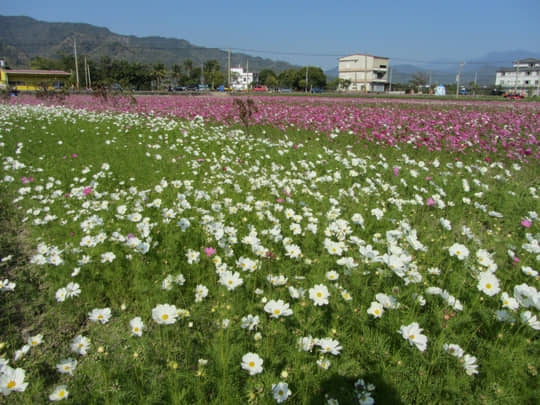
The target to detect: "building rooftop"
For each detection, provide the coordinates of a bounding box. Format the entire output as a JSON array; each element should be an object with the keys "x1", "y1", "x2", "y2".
[
  {"x1": 339, "y1": 53, "x2": 389, "y2": 60},
  {"x1": 1, "y1": 69, "x2": 71, "y2": 76},
  {"x1": 514, "y1": 58, "x2": 540, "y2": 64}
]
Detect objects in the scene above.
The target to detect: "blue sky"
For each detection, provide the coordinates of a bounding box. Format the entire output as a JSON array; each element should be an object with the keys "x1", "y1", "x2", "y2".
[{"x1": 1, "y1": 0, "x2": 539, "y2": 69}]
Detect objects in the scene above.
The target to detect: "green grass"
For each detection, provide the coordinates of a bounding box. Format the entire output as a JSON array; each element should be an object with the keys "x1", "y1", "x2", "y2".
[{"x1": 0, "y1": 103, "x2": 539, "y2": 404}]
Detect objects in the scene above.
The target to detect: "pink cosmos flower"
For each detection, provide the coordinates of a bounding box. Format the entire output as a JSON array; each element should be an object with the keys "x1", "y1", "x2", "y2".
[
  {"x1": 83, "y1": 187, "x2": 92, "y2": 196},
  {"x1": 426, "y1": 197, "x2": 436, "y2": 206},
  {"x1": 276, "y1": 198, "x2": 285, "y2": 203},
  {"x1": 393, "y1": 167, "x2": 399, "y2": 177},
  {"x1": 72, "y1": 153, "x2": 78, "y2": 158},
  {"x1": 204, "y1": 247, "x2": 216, "y2": 257},
  {"x1": 521, "y1": 219, "x2": 532, "y2": 228}
]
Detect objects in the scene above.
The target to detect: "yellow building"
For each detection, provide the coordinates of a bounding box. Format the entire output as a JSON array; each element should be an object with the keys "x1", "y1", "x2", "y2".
[{"x1": 0, "y1": 68, "x2": 71, "y2": 91}]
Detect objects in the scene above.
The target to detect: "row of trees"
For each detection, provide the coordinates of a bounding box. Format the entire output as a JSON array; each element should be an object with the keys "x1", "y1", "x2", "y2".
[{"x1": 29, "y1": 55, "x2": 336, "y2": 91}]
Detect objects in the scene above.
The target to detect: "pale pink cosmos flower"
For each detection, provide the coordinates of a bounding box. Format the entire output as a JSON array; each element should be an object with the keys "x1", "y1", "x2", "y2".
[
  {"x1": 426, "y1": 197, "x2": 435, "y2": 206},
  {"x1": 521, "y1": 219, "x2": 532, "y2": 228},
  {"x1": 204, "y1": 247, "x2": 216, "y2": 257}
]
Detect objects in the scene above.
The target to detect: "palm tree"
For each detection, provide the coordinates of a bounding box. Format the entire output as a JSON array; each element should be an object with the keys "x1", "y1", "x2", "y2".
[
  {"x1": 171, "y1": 64, "x2": 182, "y2": 86},
  {"x1": 150, "y1": 63, "x2": 167, "y2": 90},
  {"x1": 183, "y1": 59, "x2": 193, "y2": 78}
]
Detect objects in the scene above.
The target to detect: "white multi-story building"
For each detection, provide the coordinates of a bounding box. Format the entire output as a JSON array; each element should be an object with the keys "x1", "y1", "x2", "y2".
[
  {"x1": 338, "y1": 54, "x2": 389, "y2": 92},
  {"x1": 230, "y1": 66, "x2": 253, "y2": 91},
  {"x1": 495, "y1": 58, "x2": 540, "y2": 95}
]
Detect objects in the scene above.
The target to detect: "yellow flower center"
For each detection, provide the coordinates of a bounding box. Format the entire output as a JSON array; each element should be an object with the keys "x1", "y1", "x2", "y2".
[
  {"x1": 374, "y1": 309, "x2": 380, "y2": 315},
  {"x1": 274, "y1": 309, "x2": 281, "y2": 315},
  {"x1": 59, "y1": 391, "x2": 65, "y2": 398},
  {"x1": 486, "y1": 283, "x2": 492, "y2": 289},
  {"x1": 134, "y1": 327, "x2": 139, "y2": 332},
  {"x1": 162, "y1": 314, "x2": 169, "y2": 320},
  {"x1": 7, "y1": 381, "x2": 16, "y2": 389},
  {"x1": 409, "y1": 334, "x2": 415, "y2": 340},
  {"x1": 456, "y1": 250, "x2": 461, "y2": 255},
  {"x1": 249, "y1": 361, "x2": 255, "y2": 367},
  {"x1": 317, "y1": 292, "x2": 322, "y2": 298}
]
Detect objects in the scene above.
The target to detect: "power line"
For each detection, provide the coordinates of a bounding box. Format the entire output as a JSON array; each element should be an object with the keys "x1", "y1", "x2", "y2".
[{"x1": 4, "y1": 40, "x2": 530, "y2": 67}]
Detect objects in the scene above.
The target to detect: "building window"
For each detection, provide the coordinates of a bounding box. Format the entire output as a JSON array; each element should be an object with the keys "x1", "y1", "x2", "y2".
[{"x1": 525, "y1": 80, "x2": 530, "y2": 85}]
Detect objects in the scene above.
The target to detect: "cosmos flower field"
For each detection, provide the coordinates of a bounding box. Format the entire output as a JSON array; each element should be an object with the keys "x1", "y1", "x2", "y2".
[{"x1": 0, "y1": 95, "x2": 539, "y2": 404}]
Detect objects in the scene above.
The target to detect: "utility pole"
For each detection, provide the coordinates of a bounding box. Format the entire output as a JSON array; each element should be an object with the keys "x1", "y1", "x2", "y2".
[
  {"x1": 305, "y1": 66, "x2": 308, "y2": 93},
  {"x1": 473, "y1": 72, "x2": 477, "y2": 96},
  {"x1": 84, "y1": 56, "x2": 88, "y2": 89},
  {"x1": 73, "y1": 38, "x2": 80, "y2": 91},
  {"x1": 514, "y1": 60, "x2": 520, "y2": 94},
  {"x1": 388, "y1": 67, "x2": 392, "y2": 92},
  {"x1": 227, "y1": 48, "x2": 231, "y2": 89},
  {"x1": 364, "y1": 55, "x2": 368, "y2": 93},
  {"x1": 200, "y1": 62, "x2": 204, "y2": 85},
  {"x1": 456, "y1": 61, "x2": 464, "y2": 96}
]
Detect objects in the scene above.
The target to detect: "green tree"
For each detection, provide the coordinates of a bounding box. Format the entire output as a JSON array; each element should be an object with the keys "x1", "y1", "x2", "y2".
[
  {"x1": 303, "y1": 66, "x2": 326, "y2": 90},
  {"x1": 258, "y1": 69, "x2": 278, "y2": 88},
  {"x1": 171, "y1": 64, "x2": 183, "y2": 86},
  {"x1": 278, "y1": 69, "x2": 297, "y2": 89},
  {"x1": 30, "y1": 56, "x2": 63, "y2": 70},
  {"x1": 203, "y1": 59, "x2": 221, "y2": 89},
  {"x1": 150, "y1": 63, "x2": 167, "y2": 90},
  {"x1": 183, "y1": 59, "x2": 194, "y2": 78}
]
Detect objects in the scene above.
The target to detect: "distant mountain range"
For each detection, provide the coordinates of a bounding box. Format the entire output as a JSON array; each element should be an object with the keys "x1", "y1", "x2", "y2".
[
  {"x1": 1, "y1": 15, "x2": 538, "y2": 85},
  {"x1": 0, "y1": 15, "x2": 296, "y2": 73}
]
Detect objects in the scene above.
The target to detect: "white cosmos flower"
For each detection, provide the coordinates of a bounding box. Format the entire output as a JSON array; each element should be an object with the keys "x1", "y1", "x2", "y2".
[
  {"x1": 443, "y1": 343, "x2": 464, "y2": 358},
  {"x1": 70, "y1": 335, "x2": 91, "y2": 356},
  {"x1": 272, "y1": 381, "x2": 292, "y2": 403},
  {"x1": 309, "y1": 284, "x2": 330, "y2": 306},
  {"x1": 0, "y1": 366, "x2": 29, "y2": 396},
  {"x1": 326, "y1": 270, "x2": 339, "y2": 281},
  {"x1": 501, "y1": 292, "x2": 519, "y2": 310},
  {"x1": 130, "y1": 317, "x2": 145, "y2": 337},
  {"x1": 316, "y1": 338, "x2": 342, "y2": 355},
  {"x1": 264, "y1": 299, "x2": 293, "y2": 318},
  {"x1": 88, "y1": 308, "x2": 112, "y2": 324},
  {"x1": 219, "y1": 270, "x2": 244, "y2": 291},
  {"x1": 55, "y1": 287, "x2": 67, "y2": 302},
  {"x1": 399, "y1": 322, "x2": 427, "y2": 352},
  {"x1": 448, "y1": 243, "x2": 469, "y2": 261},
  {"x1": 367, "y1": 301, "x2": 384, "y2": 318},
  {"x1": 240, "y1": 314, "x2": 260, "y2": 331},
  {"x1": 462, "y1": 354, "x2": 479, "y2": 376},
  {"x1": 194, "y1": 285, "x2": 209, "y2": 302},
  {"x1": 56, "y1": 358, "x2": 77, "y2": 376},
  {"x1": 477, "y1": 272, "x2": 500, "y2": 296},
  {"x1": 241, "y1": 352, "x2": 263, "y2": 375},
  {"x1": 521, "y1": 311, "x2": 540, "y2": 330},
  {"x1": 100, "y1": 251, "x2": 116, "y2": 263},
  {"x1": 152, "y1": 304, "x2": 178, "y2": 324},
  {"x1": 49, "y1": 385, "x2": 69, "y2": 401}
]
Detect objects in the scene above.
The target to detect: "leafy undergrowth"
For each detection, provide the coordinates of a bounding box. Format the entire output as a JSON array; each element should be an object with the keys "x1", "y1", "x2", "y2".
[{"x1": 0, "y1": 103, "x2": 539, "y2": 404}]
